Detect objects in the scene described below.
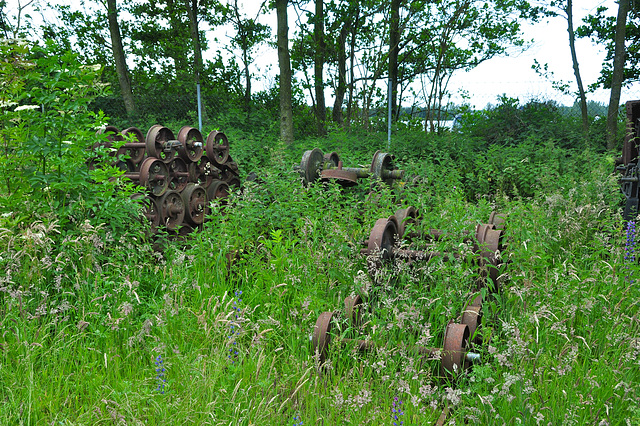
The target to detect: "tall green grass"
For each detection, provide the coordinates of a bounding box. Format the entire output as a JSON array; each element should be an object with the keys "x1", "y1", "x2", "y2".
[{"x1": 1, "y1": 135, "x2": 638, "y2": 425}]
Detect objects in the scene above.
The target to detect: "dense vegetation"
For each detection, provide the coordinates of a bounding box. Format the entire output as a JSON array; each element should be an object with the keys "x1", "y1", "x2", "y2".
[{"x1": 1, "y1": 41, "x2": 639, "y2": 425}]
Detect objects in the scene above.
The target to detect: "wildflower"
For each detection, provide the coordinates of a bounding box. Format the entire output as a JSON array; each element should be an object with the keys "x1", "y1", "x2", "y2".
[
  {"x1": 625, "y1": 220, "x2": 636, "y2": 284},
  {"x1": 229, "y1": 290, "x2": 242, "y2": 363},
  {"x1": 391, "y1": 396, "x2": 404, "y2": 426},
  {"x1": 155, "y1": 355, "x2": 165, "y2": 394},
  {"x1": 292, "y1": 415, "x2": 303, "y2": 426}
]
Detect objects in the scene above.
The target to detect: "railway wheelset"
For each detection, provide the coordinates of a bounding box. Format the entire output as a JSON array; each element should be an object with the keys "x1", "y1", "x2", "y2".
[
  {"x1": 297, "y1": 148, "x2": 405, "y2": 187},
  {"x1": 93, "y1": 125, "x2": 241, "y2": 233},
  {"x1": 312, "y1": 207, "x2": 507, "y2": 378}
]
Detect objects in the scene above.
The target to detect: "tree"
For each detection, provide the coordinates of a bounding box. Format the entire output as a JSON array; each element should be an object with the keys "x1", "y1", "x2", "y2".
[
  {"x1": 608, "y1": 0, "x2": 630, "y2": 150},
  {"x1": 276, "y1": 0, "x2": 293, "y2": 145},
  {"x1": 0, "y1": 0, "x2": 36, "y2": 38},
  {"x1": 219, "y1": 0, "x2": 271, "y2": 115},
  {"x1": 313, "y1": 0, "x2": 326, "y2": 135},
  {"x1": 578, "y1": 1, "x2": 640, "y2": 148},
  {"x1": 106, "y1": 0, "x2": 135, "y2": 116},
  {"x1": 566, "y1": 0, "x2": 589, "y2": 134},
  {"x1": 536, "y1": 0, "x2": 589, "y2": 134}
]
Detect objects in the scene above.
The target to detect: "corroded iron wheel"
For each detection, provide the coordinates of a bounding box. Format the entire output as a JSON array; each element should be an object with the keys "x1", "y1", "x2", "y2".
[
  {"x1": 441, "y1": 323, "x2": 469, "y2": 374},
  {"x1": 146, "y1": 125, "x2": 177, "y2": 163},
  {"x1": 299, "y1": 148, "x2": 324, "y2": 186},
  {"x1": 159, "y1": 190, "x2": 185, "y2": 231},
  {"x1": 205, "y1": 130, "x2": 230, "y2": 165},
  {"x1": 395, "y1": 206, "x2": 419, "y2": 238},
  {"x1": 312, "y1": 312, "x2": 334, "y2": 365},
  {"x1": 168, "y1": 157, "x2": 189, "y2": 192},
  {"x1": 138, "y1": 157, "x2": 169, "y2": 197},
  {"x1": 119, "y1": 127, "x2": 146, "y2": 164},
  {"x1": 177, "y1": 126, "x2": 204, "y2": 163},
  {"x1": 367, "y1": 218, "x2": 398, "y2": 260},
  {"x1": 206, "y1": 179, "x2": 230, "y2": 202},
  {"x1": 180, "y1": 183, "x2": 207, "y2": 226}
]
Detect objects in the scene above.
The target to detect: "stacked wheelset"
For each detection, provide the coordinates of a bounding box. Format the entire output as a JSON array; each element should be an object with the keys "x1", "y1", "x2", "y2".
[{"x1": 94, "y1": 125, "x2": 240, "y2": 233}]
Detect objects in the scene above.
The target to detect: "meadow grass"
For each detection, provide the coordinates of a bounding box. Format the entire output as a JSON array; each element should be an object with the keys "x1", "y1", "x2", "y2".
[{"x1": 0, "y1": 143, "x2": 639, "y2": 425}]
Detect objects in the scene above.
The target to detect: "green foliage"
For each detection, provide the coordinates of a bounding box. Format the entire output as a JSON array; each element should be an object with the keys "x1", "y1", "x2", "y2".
[
  {"x1": 0, "y1": 40, "x2": 143, "y2": 235},
  {"x1": 0, "y1": 42, "x2": 636, "y2": 424},
  {"x1": 459, "y1": 96, "x2": 585, "y2": 149}
]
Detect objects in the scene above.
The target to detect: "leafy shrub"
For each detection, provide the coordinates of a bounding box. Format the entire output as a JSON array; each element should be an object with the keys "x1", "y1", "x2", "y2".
[{"x1": 0, "y1": 40, "x2": 143, "y2": 236}]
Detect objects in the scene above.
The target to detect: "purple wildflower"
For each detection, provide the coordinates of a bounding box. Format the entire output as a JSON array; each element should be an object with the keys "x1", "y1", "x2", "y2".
[
  {"x1": 391, "y1": 396, "x2": 404, "y2": 426},
  {"x1": 626, "y1": 221, "x2": 637, "y2": 284},
  {"x1": 155, "y1": 355, "x2": 165, "y2": 394},
  {"x1": 229, "y1": 290, "x2": 242, "y2": 363}
]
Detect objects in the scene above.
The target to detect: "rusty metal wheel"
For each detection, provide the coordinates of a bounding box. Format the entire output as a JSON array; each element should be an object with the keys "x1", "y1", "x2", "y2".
[
  {"x1": 370, "y1": 151, "x2": 394, "y2": 184},
  {"x1": 475, "y1": 223, "x2": 503, "y2": 285},
  {"x1": 205, "y1": 130, "x2": 230, "y2": 165},
  {"x1": 324, "y1": 151, "x2": 340, "y2": 167},
  {"x1": 159, "y1": 190, "x2": 185, "y2": 231},
  {"x1": 168, "y1": 157, "x2": 189, "y2": 192},
  {"x1": 300, "y1": 148, "x2": 324, "y2": 185},
  {"x1": 441, "y1": 323, "x2": 469, "y2": 374},
  {"x1": 206, "y1": 179, "x2": 230, "y2": 202},
  {"x1": 177, "y1": 126, "x2": 204, "y2": 163},
  {"x1": 138, "y1": 157, "x2": 170, "y2": 197},
  {"x1": 395, "y1": 206, "x2": 419, "y2": 238},
  {"x1": 180, "y1": 183, "x2": 207, "y2": 226},
  {"x1": 488, "y1": 211, "x2": 506, "y2": 231},
  {"x1": 312, "y1": 312, "x2": 334, "y2": 365},
  {"x1": 146, "y1": 125, "x2": 177, "y2": 162},
  {"x1": 142, "y1": 195, "x2": 161, "y2": 228},
  {"x1": 344, "y1": 295, "x2": 363, "y2": 326},
  {"x1": 367, "y1": 218, "x2": 398, "y2": 259},
  {"x1": 320, "y1": 161, "x2": 358, "y2": 187},
  {"x1": 461, "y1": 304, "x2": 482, "y2": 343},
  {"x1": 190, "y1": 156, "x2": 221, "y2": 187},
  {"x1": 119, "y1": 127, "x2": 146, "y2": 164}
]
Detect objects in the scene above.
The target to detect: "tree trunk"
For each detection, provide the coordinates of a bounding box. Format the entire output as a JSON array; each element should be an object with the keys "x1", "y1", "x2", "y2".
[
  {"x1": 185, "y1": 0, "x2": 206, "y2": 121},
  {"x1": 608, "y1": 0, "x2": 630, "y2": 150},
  {"x1": 388, "y1": 0, "x2": 401, "y2": 122},
  {"x1": 332, "y1": 21, "x2": 349, "y2": 126},
  {"x1": 345, "y1": 5, "x2": 360, "y2": 128},
  {"x1": 313, "y1": 0, "x2": 326, "y2": 135},
  {"x1": 276, "y1": 0, "x2": 294, "y2": 145},
  {"x1": 106, "y1": 0, "x2": 135, "y2": 116},
  {"x1": 566, "y1": 0, "x2": 589, "y2": 134}
]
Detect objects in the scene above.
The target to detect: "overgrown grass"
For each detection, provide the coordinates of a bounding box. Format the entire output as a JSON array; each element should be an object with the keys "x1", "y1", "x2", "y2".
[{"x1": 1, "y1": 127, "x2": 639, "y2": 425}]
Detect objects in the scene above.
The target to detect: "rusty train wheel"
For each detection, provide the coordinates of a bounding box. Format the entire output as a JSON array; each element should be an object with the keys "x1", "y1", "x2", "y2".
[{"x1": 205, "y1": 130, "x2": 230, "y2": 165}]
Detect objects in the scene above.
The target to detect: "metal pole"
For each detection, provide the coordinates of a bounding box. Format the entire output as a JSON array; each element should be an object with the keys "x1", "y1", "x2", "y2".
[
  {"x1": 197, "y1": 83, "x2": 203, "y2": 132},
  {"x1": 387, "y1": 78, "x2": 392, "y2": 150}
]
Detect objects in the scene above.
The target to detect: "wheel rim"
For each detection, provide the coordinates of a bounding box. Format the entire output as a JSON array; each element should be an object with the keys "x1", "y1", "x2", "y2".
[
  {"x1": 205, "y1": 130, "x2": 230, "y2": 165},
  {"x1": 139, "y1": 157, "x2": 169, "y2": 197},
  {"x1": 177, "y1": 126, "x2": 204, "y2": 163},
  {"x1": 180, "y1": 183, "x2": 207, "y2": 226},
  {"x1": 300, "y1": 148, "x2": 324, "y2": 185},
  {"x1": 367, "y1": 218, "x2": 397, "y2": 259},
  {"x1": 146, "y1": 125, "x2": 176, "y2": 162},
  {"x1": 312, "y1": 312, "x2": 334, "y2": 365},
  {"x1": 442, "y1": 323, "x2": 469, "y2": 373},
  {"x1": 160, "y1": 190, "x2": 185, "y2": 230}
]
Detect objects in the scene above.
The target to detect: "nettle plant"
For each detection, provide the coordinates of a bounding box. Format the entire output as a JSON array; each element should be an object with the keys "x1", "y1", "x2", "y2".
[{"x1": 0, "y1": 40, "x2": 139, "y2": 233}]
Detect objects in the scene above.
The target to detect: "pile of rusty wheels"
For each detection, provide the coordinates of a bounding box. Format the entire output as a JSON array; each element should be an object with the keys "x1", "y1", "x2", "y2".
[
  {"x1": 297, "y1": 148, "x2": 404, "y2": 187},
  {"x1": 93, "y1": 125, "x2": 240, "y2": 233}
]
